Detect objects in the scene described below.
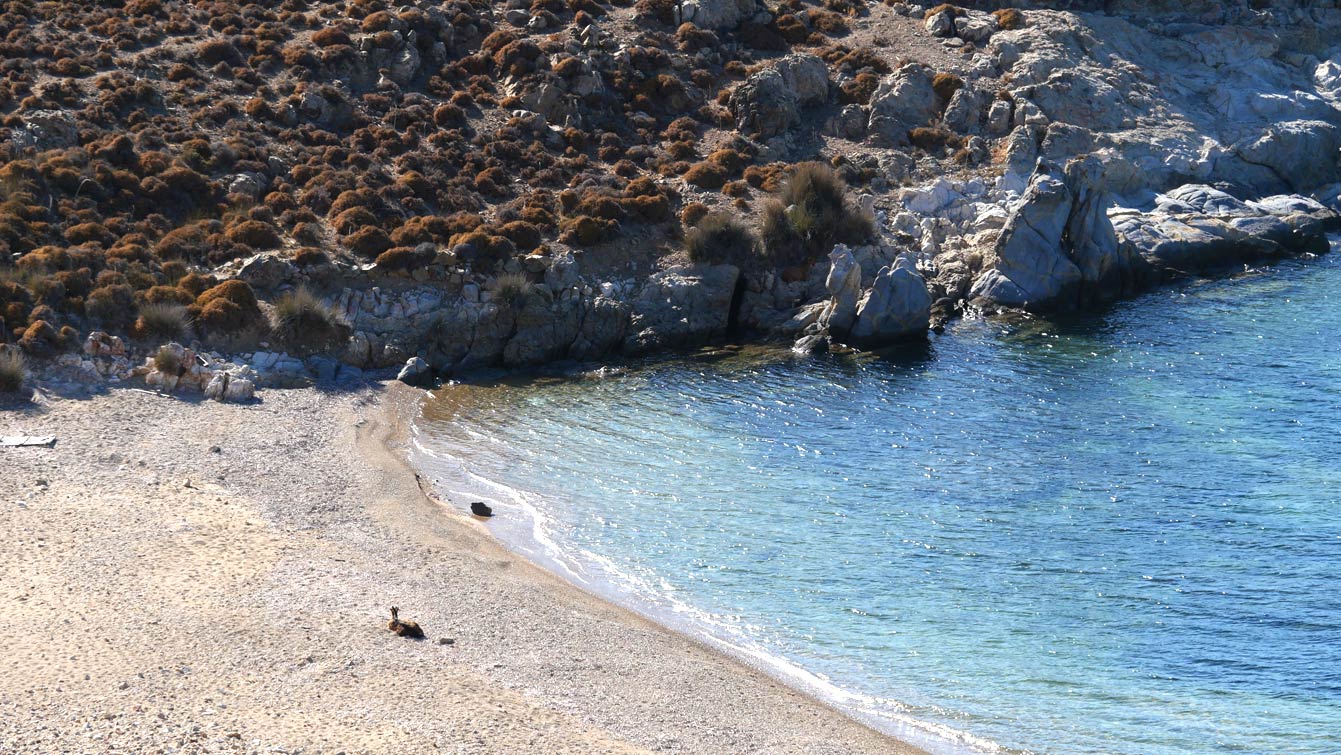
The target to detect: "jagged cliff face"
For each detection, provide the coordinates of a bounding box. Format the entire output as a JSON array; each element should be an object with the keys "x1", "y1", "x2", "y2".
[{"x1": 1, "y1": 0, "x2": 1339, "y2": 384}]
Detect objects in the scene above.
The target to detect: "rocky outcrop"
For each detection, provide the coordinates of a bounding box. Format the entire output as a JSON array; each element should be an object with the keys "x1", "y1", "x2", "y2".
[
  {"x1": 983, "y1": 11, "x2": 1341, "y2": 197},
  {"x1": 730, "y1": 54, "x2": 829, "y2": 139},
  {"x1": 730, "y1": 70, "x2": 797, "y2": 140},
  {"x1": 624, "y1": 264, "x2": 740, "y2": 356},
  {"x1": 397, "y1": 356, "x2": 432, "y2": 387},
  {"x1": 970, "y1": 156, "x2": 1144, "y2": 310},
  {"x1": 819, "y1": 246, "x2": 863, "y2": 337},
  {"x1": 867, "y1": 64, "x2": 938, "y2": 147},
  {"x1": 847, "y1": 257, "x2": 933, "y2": 348},
  {"x1": 1111, "y1": 186, "x2": 1340, "y2": 270},
  {"x1": 679, "y1": 0, "x2": 758, "y2": 30}
]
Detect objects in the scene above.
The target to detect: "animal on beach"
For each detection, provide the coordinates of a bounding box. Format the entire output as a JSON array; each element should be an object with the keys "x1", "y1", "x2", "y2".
[{"x1": 387, "y1": 606, "x2": 425, "y2": 639}]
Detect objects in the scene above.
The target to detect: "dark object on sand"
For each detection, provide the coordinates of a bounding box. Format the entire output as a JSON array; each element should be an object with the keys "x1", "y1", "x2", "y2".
[
  {"x1": 387, "y1": 606, "x2": 424, "y2": 639},
  {"x1": 470, "y1": 501, "x2": 493, "y2": 517}
]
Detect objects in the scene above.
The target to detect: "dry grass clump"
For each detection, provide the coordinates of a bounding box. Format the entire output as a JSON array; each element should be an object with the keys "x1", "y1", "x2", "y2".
[
  {"x1": 374, "y1": 245, "x2": 436, "y2": 272},
  {"x1": 680, "y1": 202, "x2": 710, "y2": 228},
  {"x1": 490, "y1": 272, "x2": 535, "y2": 307},
  {"x1": 18, "y1": 319, "x2": 65, "y2": 357},
  {"x1": 840, "y1": 72, "x2": 881, "y2": 104},
  {"x1": 269, "y1": 287, "x2": 349, "y2": 356},
  {"x1": 992, "y1": 8, "x2": 1025, "y2": 30},
  {"x1": 932, "y1": 72, "x2": 964, "y2": 102},
  {"x1": 758, "y1": 162, "x2": 874, "y2": 266},
  {"x1": 909, "y1": 126, "x2": 964, "y2": 151},
  {"x1": 633, "y1": 0, "x2": 678, "y2": 26},
  {"x1": 0, "y1": 346, "x2": 26, "y2": 393},
  {"x1": 684, "y1": 212, "x2": 759, "y2": 268},
  {"x1": 188, "y1": 280, "x2": 267, "y2": 345},
  {"x1": 685, "y1": 162, "x2": 726, "y2": 190},
  {"x1": 133, "y1": 302, "x2": 191, "y2": 342}
]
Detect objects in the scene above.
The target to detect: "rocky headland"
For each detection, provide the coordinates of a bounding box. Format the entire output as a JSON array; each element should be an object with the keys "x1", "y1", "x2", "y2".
[{"x1": 0, "y1": 0, "x2": 1339, "y2": 392}]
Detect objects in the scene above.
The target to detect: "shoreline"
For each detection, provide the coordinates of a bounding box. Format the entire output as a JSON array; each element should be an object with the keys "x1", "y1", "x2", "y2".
[
  {"x1": 0, "y1": 379, "x2": 926, "y2": 754},
  {"x1": 405, "y1": 386, "x2": 997, "y2": 755}
]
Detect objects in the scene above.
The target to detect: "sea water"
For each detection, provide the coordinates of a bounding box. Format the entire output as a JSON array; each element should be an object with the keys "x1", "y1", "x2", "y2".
[{"x1": 411, "y1": 242, "x2": 1341, "y2": 755}]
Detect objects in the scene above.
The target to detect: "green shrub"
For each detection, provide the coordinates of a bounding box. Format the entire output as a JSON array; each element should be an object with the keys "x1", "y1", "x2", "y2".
[
  {"x1": 269, "y1": 287, "x2": 350, "y2": 356},
  {"x1": 0, "y1": 346, "x2": 23, "y2": 393},
  {"x1": 134, "y1": 302, "x2": 191, "y2": 341},
  {"x1": 684, "y1": 212, "x2": 758, "y2": 267}
]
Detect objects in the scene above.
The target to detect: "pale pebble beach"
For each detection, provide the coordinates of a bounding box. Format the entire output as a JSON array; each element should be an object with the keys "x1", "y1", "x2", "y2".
[{"x1": 0, "y1": 382, "x2": 925, "y2": 755}]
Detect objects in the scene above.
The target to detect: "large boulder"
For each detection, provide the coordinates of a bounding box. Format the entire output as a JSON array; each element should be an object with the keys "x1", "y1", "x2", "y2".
[
  {"x1": 624, "y1": 264, "x2": 740, "y2": 355},
  {"x1": 1231, "y1": 121, "x2": 1341, "y2": 194},
  {"x1": 397, "y1": 356, "x2": 433, "y2": 387},
  {"x1": 774, "y1": 54, "x2": 829, "y2": 108},
  {"x1": 867, "y1": 64, "x2": 938, "y2": 147},
  {"x1": 969, "y1": 167, "x2": 1080, "y2": 308},
  {"x1": 730, "y1": 69, "x2": 798, "y2": 139},
  {"x1": 568, "y1": 296, "x2": 630, "y2": 361},
  {"x1": 730, "y1": 55, "x2": 829, "y2": 139},
  {"x1": 680, "y1": 0, "x2": 757, "y2": 30},
  {"x1": 847, "y1": 256, "x2": 932, "y2": 347},
  {"x1": 1112, "y1": 187, "x2": 1341, "y2": 270},
  {"x1": 970, "y1": 155, "x2": 1142, "y2": 310},
  {"x1": 504, "y1": 297, "x2": 582, "y2": 367}
]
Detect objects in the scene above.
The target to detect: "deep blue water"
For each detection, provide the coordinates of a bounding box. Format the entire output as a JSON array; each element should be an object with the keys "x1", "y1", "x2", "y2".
[{"x1": 413, "y1": 244, "x2": 1341, "y2": 755}]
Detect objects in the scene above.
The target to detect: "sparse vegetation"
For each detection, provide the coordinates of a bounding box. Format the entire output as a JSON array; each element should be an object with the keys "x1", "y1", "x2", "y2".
[
  {"x1": 152, "y1": 344, "x2": 186, "y2": 375},
  {"x1": 269, "y1": 288, "x2": 350, "y2": 356},
  {"x1": 134, "y1": 302, "x2": 191, "y2": 342},
  {"x1": 758, "y1": 163, "x2": 874, "y2": 267},
  {"x1": 932, "y1": 72, "x2": 964, "y2": 102},
  {"x1": 0, "y1": 347, "x2": 24, "y2": 393},
  {"x1": 491, "y1": 272, "x2": 535, "y2": 307},
  {"x1": 993, "y1": 8, "x2": 1025, "y2": 30},
  {"x1": 685, "y1": 212, "x2": 759, "y2": 268}
]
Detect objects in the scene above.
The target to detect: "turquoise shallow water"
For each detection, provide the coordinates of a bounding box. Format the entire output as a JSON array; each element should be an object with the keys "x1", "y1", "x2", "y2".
[{"x1": 413, "y1": 242, "x2": 1341, "y2": 755}]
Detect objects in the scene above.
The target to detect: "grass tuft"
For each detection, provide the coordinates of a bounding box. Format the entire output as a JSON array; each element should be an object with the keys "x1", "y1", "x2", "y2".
[
  {"x1": 269, "y1": 288, "x2": 350, "y2": 356},
  {"x1": 491, "y1": 272, "x2": 534, "y2": 307},
  {"x1": 134, "y1": 302, "x2": 191, "y2": 342},
  {"x1": 0, "y1": 347, "x2": 24, "y2": 393},
  {"x1": 684, "y1": 212, "x2": 759, "y2": 267}
]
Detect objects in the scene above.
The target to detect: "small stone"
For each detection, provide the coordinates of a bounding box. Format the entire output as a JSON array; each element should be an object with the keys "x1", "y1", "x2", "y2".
[{"x1": 437, "y1": 637, "x2": 455, "y2": 645}]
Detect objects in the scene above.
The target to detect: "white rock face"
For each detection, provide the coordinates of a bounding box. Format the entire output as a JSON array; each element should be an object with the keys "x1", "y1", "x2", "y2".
[
  {"x1": 848, "y1": 257, "x2": 933, "y2": 347},
  {"x1": 774, "y1": 54, "x2": 830, "y2": 108},
  {"x1": 983, "y1": 11, "x2": 1341, "y2": 195},
  {"x1": 819, "y1": 245, "x2": 862, "y2": 337}
]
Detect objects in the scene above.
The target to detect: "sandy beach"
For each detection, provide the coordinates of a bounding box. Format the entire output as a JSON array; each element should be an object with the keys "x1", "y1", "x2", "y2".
[{"x1": 0, "y1": 382, "x2": 924, "y2": 754}]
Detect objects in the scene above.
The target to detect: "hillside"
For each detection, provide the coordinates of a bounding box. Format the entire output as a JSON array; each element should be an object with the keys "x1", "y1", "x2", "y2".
[{"x1": 0, "y1": 0, "x2": 1339, "y2": 389}]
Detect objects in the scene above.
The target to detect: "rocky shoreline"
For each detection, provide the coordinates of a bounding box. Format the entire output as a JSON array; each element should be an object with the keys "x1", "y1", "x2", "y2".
[
  {"x1": 5, "y1": 1, "x2": 1341, "y2": 398},
  {"x1": 23, "y1": 166, "x2": 1339, "y2": 398}
]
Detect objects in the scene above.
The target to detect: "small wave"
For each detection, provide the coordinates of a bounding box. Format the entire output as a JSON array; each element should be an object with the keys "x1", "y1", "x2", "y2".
[{"x1": 409, "y1": 423, "x2": 1003, "y2": 755}]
